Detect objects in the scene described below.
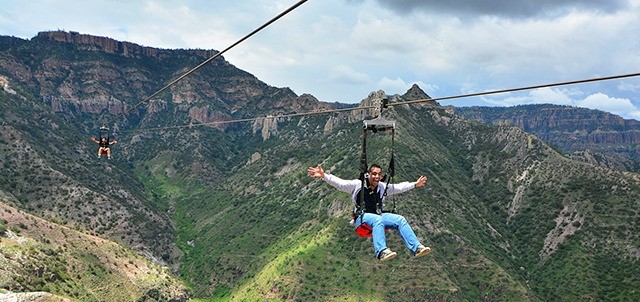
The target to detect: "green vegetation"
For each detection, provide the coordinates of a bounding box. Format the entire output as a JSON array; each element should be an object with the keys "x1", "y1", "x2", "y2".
[
  {"x1": 0, "y1": 202, "x2": 188, "y2": 301},
  {"x1": 456, "y1": 104, "x2": 640, "y2": 172},
  {"x1": 1, "y1": 33, "x2": 639, "y2": 301}
]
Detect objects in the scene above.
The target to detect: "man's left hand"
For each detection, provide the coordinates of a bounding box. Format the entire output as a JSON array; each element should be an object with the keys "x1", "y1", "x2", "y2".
[{"x1": 416, "y1": 176, "x2": 428, "y2": 188}]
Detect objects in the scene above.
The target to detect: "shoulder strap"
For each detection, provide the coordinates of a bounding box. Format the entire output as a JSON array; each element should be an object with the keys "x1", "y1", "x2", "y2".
[
  {"x1": 357, "y1": 127, "x2": 368, "y2": 216},
  {"x1": 382, "y1": 128, "x2": 396, "y2": 212}
]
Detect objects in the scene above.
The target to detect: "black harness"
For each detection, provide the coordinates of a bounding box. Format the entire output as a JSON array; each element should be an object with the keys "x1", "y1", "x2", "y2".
[
  {"x1": 355, "y1": 117, "x2": 396, "y2": 217},
  {"x1": 97, "y1": 125, "x2": 111, "y2": 148},
  {"x1": 356, "y1": 186, "x2": 382, "y2": 214}
]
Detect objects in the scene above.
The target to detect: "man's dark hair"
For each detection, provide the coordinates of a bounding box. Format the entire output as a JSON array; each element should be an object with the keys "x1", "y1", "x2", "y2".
[{"x1": 368, "y1": 164, "x2": 382, "y2": 172}]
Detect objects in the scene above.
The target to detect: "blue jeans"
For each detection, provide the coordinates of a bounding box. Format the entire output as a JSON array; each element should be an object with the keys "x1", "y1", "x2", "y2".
[{"x1": 355, "y1": 212, "x2": 422, "y2": 258}]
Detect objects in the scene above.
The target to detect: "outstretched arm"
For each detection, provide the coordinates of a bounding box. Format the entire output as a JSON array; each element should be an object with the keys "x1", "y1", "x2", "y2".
[
  {"x1": 110, "y1": 140, "x2": 118, "y2": 145},
  {"x1": 386, "y1": 175, "x2": 428, "y2": 195},
  {"x1": 90, "y1": 137, "x2": 99, "y2": 144},
  {"x1": 307, "y1": 164, "x2": 359, "y2": 194}
]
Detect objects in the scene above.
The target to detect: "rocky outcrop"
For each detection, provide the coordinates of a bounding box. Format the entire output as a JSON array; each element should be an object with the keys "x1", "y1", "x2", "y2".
[
  {"x1": 188, "y1": 106, "x2": 232, "y2": 130},
  {"x1": 349, "y1": 90, "x2": 388, "y2": 122},
  {"x1": 541, "y1": 203, "x2": 585, "y2": 258},
  {"x1": 37, "y1": 31, "x2": 218, "y2": 60},
  {"x1": 0, "y1": 75, "x2": 17, "y2": 94},
  {"x1": 46, "y1": 96, "x2": 127, "y2": 114},
  {"x1": 323, "y1": 116, "x2": 335, "y2": 135},
  {"x1": 147, "y1": 99, "x2": 167, "y2": 114},
  {"x1": 402, "y1": 83, "x2": 437, "y2": 104},
  {"x1": 0, "y1": 292, "x2": 71, "y2": 302},
  {"x1": 568, "y1": 149, "x2": 636, "y2": 172},
  {"x1": 252, "y1": 115, "x2": 279, "y2": 141},
  {"x1": 457, "y1": 104, "x2": 640, "y2": 171}
]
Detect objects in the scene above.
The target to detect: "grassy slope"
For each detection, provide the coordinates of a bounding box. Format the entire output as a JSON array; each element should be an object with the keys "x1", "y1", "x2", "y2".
[
  {"x1": 136, "y1": 107, "x2": 539, "y2": 301},
  {"x1": 0, "y1": 198, "x2": 188, "y2": 301},
  {"x1": 134, "y1": 104, "x2": 640, "y2": 301},
  {"x1": 3, "y1": 36, "x2": 639, "y2": 300}
]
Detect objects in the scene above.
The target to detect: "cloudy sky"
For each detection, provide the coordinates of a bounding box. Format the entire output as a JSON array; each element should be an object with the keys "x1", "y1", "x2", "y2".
[{"x1": 2, "y1": 0, "x2": 640, "y2": 119}]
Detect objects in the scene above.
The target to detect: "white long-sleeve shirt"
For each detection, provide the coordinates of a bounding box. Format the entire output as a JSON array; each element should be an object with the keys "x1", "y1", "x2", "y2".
[{"x1": 322, "y1": 173, "x2": 417, "y2": 212}]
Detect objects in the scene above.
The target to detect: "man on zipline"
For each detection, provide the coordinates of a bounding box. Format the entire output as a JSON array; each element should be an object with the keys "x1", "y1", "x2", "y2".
[
  {"x1": 91, "y1": 136, "x2": 117, "y2": 159},
  {"x1": 307, "y1": 163, "x2": 431, "y2": 262}
]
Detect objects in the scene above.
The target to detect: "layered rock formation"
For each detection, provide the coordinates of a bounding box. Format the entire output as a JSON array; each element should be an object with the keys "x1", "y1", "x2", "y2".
[{"x1": 457, "y1": 104, "x2": 640, "y2": 171}]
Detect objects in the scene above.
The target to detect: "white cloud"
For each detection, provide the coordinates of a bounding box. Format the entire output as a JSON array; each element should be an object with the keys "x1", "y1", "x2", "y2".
[
  {"x1": 329, "y1": 65, "x2": 371, "y2": 85},
  {"x1": 481, "y1": 87, "x2": 572, "y2": 106},
  {"x1": 577, "y1": 93, "x2": 640, "y2": 118},
  {"x1": 481, "y1": 88, "x2": 640, "y2": 119},
  {"x1": 2, "y1": 0, "x2": 640, "y2": 118},
  {"x1": 617, "y1": 81, "x2": 640, "y2": 93},
  {"x1": 630, "y1": 111, "x2": 640, "y2": 120},
  {"x1": 377, "y1": 77, "x2": 407, "y2": 92},
  {"x1": 529, "y1": 88, "x2": 574, "y2": 105}
]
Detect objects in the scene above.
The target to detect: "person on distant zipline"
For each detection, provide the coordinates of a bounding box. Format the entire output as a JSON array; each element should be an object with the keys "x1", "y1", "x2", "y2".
[
  {"x1": 91, "y1": 136, "x2": 117, "y2": 159},
  {"x1": 307, "y1": 163, "x2": 431, "y2": 262}
]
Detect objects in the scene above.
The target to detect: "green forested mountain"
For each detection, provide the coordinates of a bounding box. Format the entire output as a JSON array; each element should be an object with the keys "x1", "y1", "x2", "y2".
[
  {"x1": 1, "y1": 31, "x2": 639, "y2": 301},
  {"x1": 457, "y1": 104, "x2": 640, "y2": 172}
]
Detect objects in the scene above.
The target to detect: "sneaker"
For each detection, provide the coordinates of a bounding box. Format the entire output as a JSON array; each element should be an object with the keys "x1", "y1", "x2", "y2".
[
  {"x1": 378, "y1": 248, "x2": 397, "y2": 262},
  {"x1": 107, "y1": 157, "x2": 112, "y2": 160},
  {"x1": 414, "y1": 244, "x2": 431, "y2": 258}
]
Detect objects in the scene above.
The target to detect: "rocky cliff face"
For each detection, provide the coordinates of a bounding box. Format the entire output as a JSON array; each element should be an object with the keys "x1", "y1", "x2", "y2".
[
  {"x1": 0, "y1": 30, "x2": 350, "y2": 263},
  {"x1": 457, "y1": 104, "x2": 640, "y2": 171},
  {"x1": 38, "y1": 31, "x2": 218, "y2": 60},
  {"x1": 1, "y1": 31, "x2": 341, "y2": 132}
]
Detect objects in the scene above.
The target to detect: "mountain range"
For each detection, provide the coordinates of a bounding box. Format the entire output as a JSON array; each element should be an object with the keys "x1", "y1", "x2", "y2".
[
  {"x1": 1, "y1": 31, "x2": 639, "y2": 301},
  {"x1": 457, "y1": 104, "x2": 640, "y2": 172}
]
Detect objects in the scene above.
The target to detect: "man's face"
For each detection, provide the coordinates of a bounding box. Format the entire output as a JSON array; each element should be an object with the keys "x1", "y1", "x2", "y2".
[{"x1": 368, "y1": 167, "x2": 382, "y2": 188}]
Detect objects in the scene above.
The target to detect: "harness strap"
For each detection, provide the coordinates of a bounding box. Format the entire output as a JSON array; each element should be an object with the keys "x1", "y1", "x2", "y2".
[
  {"x1": 356, "y1": 127, "x2": 368, "y2": 221},
  {"x1": 358, "y1": 119, "x2": 397, "y2": 215},
  {"x1": 99, "y1": 125, "x2": 111, "y2": 145},
  {"x1": 384, "y1": 128, "x2": 396, "y2": 212}
]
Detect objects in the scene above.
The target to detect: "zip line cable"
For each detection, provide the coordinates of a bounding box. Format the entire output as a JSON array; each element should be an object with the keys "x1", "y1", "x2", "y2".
[
  {"x1": 127, "y1": 104, "x2": 377, "y2": 132},
  {"x1": 389, "y1": 72, "x2": 640, "y2": 107},
  {"x1": 127, "y1": 71, "x2": 640, "y2": 133},
  {"x1": 107, "y1": 0, "x2": 309, "y2": 126}
]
